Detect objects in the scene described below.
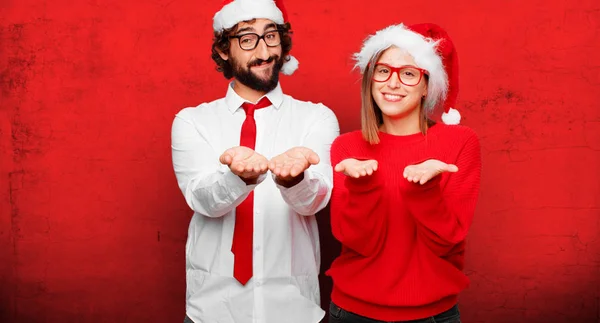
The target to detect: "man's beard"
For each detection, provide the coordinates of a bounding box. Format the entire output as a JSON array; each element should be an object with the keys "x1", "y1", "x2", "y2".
[{"x1": 231, "y1": 55, "x2": 284, "y2": 93}]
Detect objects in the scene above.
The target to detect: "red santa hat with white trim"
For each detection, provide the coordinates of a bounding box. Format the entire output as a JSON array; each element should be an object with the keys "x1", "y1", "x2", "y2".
[
  {"x1": 354, "y1": 23, "x2": 461, "y2": 125},
  {"x1": 213, "y1": 0, "x2": 299, "y2": 75}
]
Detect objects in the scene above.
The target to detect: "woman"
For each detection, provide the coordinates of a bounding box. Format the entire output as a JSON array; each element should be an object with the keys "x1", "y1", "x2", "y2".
[{"x1": 326, "y1": 23, "x2": 481, "y2": 323}]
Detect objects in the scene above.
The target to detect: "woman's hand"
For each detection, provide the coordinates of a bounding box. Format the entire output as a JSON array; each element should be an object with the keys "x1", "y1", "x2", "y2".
[
  {"x1": 403, "y1": 159, "x2": 458, "y2": 185},
  {"x1": 334, "y1": 158, "x2": 378, "y2": 178}
]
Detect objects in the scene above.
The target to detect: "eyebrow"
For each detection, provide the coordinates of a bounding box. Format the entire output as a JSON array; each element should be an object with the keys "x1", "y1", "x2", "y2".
[
  {"x1": 263, "y1": 23, "x2": 277, "y2": 31},
  {"x1": 236, "y1": 23, "x2": 278, "y2": 35},
  {"x1": 377, "y1": 63, "x2": 420, "y2": 68},
  {"x1": 236, "y1": 26, "x2": 255, "y2": 34}
]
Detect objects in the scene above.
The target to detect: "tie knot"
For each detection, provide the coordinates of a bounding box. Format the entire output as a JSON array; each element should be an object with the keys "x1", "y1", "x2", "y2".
[{"x1": 241, "y1": 97, "x2": 272, "y2": 116}]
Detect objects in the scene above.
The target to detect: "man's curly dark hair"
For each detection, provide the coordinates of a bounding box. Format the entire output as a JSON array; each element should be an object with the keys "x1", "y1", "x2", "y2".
[{"x1": 211, "y1": 20, "x2": 293, "y2": 79}]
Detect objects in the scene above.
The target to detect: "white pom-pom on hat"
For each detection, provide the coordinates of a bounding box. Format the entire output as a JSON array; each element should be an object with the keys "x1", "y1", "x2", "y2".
[
  {"x1": 441, "y1": 107, "x2": 461, "y2": 125},
  {"x1": 281, "y1": 55, "x2": 298, "y2": 75}
]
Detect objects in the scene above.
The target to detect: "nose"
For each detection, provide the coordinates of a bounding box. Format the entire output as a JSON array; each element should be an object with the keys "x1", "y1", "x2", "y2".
[
  {"x1": 254, "y1": 38, "x2": 270, "y2": 60},
  {"x1": 387, "y1": 72, "x2": 401, "y2": 89}
]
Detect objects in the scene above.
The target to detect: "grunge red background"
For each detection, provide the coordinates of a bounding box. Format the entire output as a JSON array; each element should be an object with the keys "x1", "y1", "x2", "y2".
[{"x1": 1, "y1": 0, "x2": 599, "y2": 322}]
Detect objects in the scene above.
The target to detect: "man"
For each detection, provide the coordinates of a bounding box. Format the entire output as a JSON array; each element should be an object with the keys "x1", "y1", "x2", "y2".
[{"x1": 171, "y1": 0, "x2": 339, "y2": 322}]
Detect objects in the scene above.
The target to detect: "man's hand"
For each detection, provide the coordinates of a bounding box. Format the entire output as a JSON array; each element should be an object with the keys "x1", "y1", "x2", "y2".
[
  {"x1": 219, "y1": 146, "x2": 269, "y2": 184},
  {"x1": 403, "y1": 159, "x2": 458, "y2": 185},
  {"x1": 269, "y1": 147, "x2": 320, "y2": 187},
  {"x1": 334, "y1": 158, "x2": 378, "y2": 178}
]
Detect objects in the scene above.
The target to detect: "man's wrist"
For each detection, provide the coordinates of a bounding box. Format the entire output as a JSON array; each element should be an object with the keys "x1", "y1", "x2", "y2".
[
  {"x1": 239, "y1": 175, "x2": 260, "y2": 185},
  {"x1": 275, "y1": 172, "x2": 305, "y2": 188}
]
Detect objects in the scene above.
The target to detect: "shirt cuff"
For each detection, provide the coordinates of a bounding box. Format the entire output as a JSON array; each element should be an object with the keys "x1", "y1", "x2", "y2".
[
  {"x1": 273, "y1": 170, "x2": 318, "y2": 200},
  {"x1": 221, "y1": 165, "x2": 267, "y2": 195}
]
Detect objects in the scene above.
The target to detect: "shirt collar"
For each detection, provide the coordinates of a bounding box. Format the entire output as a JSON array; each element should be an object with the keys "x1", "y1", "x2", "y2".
[{"x1": 224, "y1": 81, "x2": 284, "y2": 114}]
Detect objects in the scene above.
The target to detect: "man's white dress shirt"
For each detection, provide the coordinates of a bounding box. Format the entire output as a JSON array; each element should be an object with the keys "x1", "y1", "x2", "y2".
[{"x1": 171, "y1": 83, "x2": 339, "y2": 323}]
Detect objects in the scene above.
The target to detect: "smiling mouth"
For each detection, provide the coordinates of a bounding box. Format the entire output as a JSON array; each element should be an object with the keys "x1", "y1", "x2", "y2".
[
  {"x1": 383, "y1": 93, "x2": 404, "y2": 102},
  {"x1": 251, "y1": 60, "x2": 274, "y2": 70}
]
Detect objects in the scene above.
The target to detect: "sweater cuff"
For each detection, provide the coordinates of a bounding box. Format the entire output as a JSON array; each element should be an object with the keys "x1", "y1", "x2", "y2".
[
  {"x1": 344, "y1": 170, "x2": 383, "y2": 193},
  {"x1": 402, "y1": 175, "x2": 442, "y2": 196}
]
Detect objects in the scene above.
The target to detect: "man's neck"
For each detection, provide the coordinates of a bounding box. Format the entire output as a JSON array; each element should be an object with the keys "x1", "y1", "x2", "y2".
[{"x1": 232, "y1": 80, "x2": 267, "y2": 103}]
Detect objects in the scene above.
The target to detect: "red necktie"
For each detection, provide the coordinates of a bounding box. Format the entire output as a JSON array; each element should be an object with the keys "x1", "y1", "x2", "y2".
[{"x1": 232, "y1": 97, "x2": 272, "y2": 285}]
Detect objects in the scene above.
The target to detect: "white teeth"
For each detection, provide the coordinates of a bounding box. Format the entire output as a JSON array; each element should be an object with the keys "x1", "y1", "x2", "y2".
[{"x1": 384, "y1": 94, "x2": 402, "y2": 100}]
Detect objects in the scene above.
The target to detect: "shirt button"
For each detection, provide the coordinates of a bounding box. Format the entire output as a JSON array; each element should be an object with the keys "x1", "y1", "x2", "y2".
[
  {"x1": 255, "y1": 210, "x2": 260, "y2": 215},
  {"x1": 255, "y1": 245, "x2": 261, "y2": 252},
  {"x1": 255, "y1": 281, "x2": 261, "y2": 287}
]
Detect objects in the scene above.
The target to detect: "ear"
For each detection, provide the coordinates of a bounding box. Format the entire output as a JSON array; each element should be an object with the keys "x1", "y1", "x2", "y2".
[
  {"x1": 216, "y1": 47, "x2": 228, "y2": 61},
  {"x1": 422, "y1": 82, "x2": 428, "y2": 97}
]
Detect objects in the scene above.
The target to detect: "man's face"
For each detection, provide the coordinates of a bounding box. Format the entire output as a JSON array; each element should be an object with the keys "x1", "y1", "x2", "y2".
[{"x1": 227, "y1": 18, "x2": 284, "y2": 92}]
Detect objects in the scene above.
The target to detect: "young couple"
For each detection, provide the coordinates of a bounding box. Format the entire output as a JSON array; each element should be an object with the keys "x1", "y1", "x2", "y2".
[{"x1": 171, "y1": 1, "x2": 481, "y2": 322}]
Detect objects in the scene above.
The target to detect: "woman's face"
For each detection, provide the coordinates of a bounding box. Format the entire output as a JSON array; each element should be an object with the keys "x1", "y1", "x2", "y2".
[{"x1": 371, "y1": 46, "x2": 428, "y2": 122}]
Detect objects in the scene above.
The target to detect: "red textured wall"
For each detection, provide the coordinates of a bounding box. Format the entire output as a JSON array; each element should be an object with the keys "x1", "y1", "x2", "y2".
[{"x1": 1, "y1": 1, "x2": 599, "y2": 322}]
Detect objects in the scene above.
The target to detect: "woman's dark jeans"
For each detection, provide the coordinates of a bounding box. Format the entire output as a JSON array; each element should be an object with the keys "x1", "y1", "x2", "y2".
[{"x1": 329, "y1": 302, "x2": 461, "y2": 323}]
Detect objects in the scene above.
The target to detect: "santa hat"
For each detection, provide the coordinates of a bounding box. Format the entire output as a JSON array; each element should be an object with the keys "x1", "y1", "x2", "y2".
[
  {"x1": 354, "y1": 23, "x2": 461, "y2": 125},
  {"x1": 213, "y1": 0, "x2": 299, "y2": 75}
]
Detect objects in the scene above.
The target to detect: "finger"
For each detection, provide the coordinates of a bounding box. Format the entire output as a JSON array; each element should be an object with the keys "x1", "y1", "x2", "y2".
[
  {"x1": 334, "y1": 163, "x2": 345, "y2": 173},
  {"x1": 371, "y1": 161, "x2": 378, "y2": 172},
  {"x1": 287, "y1": 162, "x2": 299, "y2": 177},
  {"x1": 248, "y1": 157, "x2": 265, "y2": 173},
  {"x1": 415, "y1": 174, "x2": 431, "y2": 185},
  {"x1": 277, "y1": 161, "x2": 288, "y2": 176},
  {"x1": 287, "y1": 161, "x2": 301, "y2": 177},
  {"x1": 272, "y1": 166, "x2": 281, "y2": 176},
  {"x1": 236, "y1": 162, "x2": 246, "y2": 174},
  {"x1": 249, "y1": 158, "x2": 263, "y2": 172},
  {"x1": 446, "y1": 164, "x2": 459, "y2": 172},
  {"x1": 359, "y1": 168, "x2": 367, "y2": 177},
  {"x1": 307, "y1": 151, "x2": 320, "y2": 165},
  {"x1": 229, "y1": 162, "x2": 242, "y2": 175},
  {"x1": 413, "y1": 174, "x2": 422, "y2": 183},
  {"x1": 348, "y1": 168, "x2": 361, "y2": 178},
  {"x1": 297, "y1": 147, "x2": 315, "y2": 158},
  {"x1": 403, "y1": 166, "x2": 412, "y2": 178},
  {"x1": 279, "y1": 164, "x2": 291, "y2": 178},
  {"x1": 271, "y1": 159, "x2": 284, "y2": 175},
  {"x1": 343, "y1": 168, "x2": 353, "y2": 178},
  {"x1": 250, "y1": 159, "x2": 260, "y2": 173},
  {"x1": 259, "y1": 161, "x2": 268, "y2": 173},
  {"x1": 363, "y1": 161, "x2": 377, "y2": 174},
  {"x1": 366, "y1": 168, "x2": 373, "y2": 176},
  {"x1": 406, "y1": 171, "x2": 417, "y2": 182},
  {"x1": 290, "y1": 164, "x2": 305, "y2": 177},
  {"x1": 219, "y1": 152, "x2": 233, "y2": 165}
]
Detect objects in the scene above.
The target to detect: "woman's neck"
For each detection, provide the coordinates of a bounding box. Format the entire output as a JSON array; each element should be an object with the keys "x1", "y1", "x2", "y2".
[{"x1": 380, "y1": 109, "x2": 422, "y2": 136}]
